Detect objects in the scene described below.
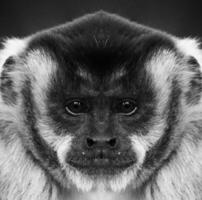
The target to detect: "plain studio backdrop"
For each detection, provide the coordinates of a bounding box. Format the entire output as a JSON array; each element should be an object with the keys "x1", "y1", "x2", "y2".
[{"x1": 0, "y1": 0, "x2": 202, "y2": 38}]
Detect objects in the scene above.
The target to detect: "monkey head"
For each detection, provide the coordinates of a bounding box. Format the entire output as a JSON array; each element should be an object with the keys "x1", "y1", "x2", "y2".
[{"x1": 1, "y1": 11, "x2": 201, "y2": 193}]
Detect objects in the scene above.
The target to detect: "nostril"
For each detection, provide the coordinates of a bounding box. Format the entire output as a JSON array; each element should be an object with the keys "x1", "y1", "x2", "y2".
[
  {"x1": 107, "y1": 138, "x2": 117, "y2": 147},
  {"x1": 86, "y1": 137, "x2": 96, "y2": 148},
  {"x1": 85, "y1": 137, "x2": 118, "y2": 148}
]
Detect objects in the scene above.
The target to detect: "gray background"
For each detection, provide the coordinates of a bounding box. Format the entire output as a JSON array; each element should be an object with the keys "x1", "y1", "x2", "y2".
[{"x1": 0, "y1": 0, "x2": 201, "y2": 38}]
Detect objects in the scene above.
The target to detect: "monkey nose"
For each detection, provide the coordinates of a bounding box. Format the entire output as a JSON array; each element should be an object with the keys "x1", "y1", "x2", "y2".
[{"x1": 85, "y1": 136, "x2": 118, "y2": 149}]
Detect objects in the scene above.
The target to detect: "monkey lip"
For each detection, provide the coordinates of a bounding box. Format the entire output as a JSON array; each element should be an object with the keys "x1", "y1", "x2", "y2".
[{"x1": 67, "y1": 157, "x2": 136, "y2": 175}]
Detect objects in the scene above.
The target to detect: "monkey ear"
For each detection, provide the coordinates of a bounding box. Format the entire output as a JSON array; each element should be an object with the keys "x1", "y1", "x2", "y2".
[
  {"x1": 0, "y1": 38, "x2": 28, "y2": 105},
  {"x1": 0, "y1": 38, "x2": 28, "y2": 68},
  {"x1": 176, "y1": 38, "x2": 202, "y2": 67},
  {"x1": 176, "y1": 38, "x2": 202, "y2": 105}
]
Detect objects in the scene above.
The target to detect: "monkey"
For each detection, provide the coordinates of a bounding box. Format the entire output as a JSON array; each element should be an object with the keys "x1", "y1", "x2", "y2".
[{"x1": 0, "y1": 10, "x2": 202, "y2": 200}]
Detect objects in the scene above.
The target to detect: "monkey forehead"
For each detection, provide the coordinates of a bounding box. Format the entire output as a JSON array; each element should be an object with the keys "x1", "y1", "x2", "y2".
[
  {"x1": 24, "y1": 48, "x2": 177, "y2": 99},
  {"x1": 27, "y1": 13, "x2": 175, "y2": 68},
  {"x1": 25, "y1": 11, "x2": 177, "y2": 95}
]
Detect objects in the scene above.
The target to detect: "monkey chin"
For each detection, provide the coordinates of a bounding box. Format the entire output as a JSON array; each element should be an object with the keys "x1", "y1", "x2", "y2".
[{"x1": 64, "y1": 164, "x2": 139, "y2": 193}]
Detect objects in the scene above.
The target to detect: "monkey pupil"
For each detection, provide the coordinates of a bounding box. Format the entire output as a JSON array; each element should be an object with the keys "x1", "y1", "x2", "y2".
[
  {"x1": 71, "y1": 101, "x2": 82, "y2": 112},
  {"x1": 73, "y1": 101, "x2": 80, "y2": 108},
  {"x1": 122, "y1": 101, "x2": 133, "y2": 112}
]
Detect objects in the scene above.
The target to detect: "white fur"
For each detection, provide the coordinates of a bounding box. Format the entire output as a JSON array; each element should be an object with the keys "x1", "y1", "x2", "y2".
[
  {"x1": 0, "y1": 131, "x2": 59, "y2": 200},
  {"x1": 24, "y1": 50, "x2": 57, "y2": 113},
  {"x1": 0, "y1": 38, "x2": 28, "y2": 72},
  {"x1": 146, "y1": 50, "x2": 178, "y2": 111},
  {"x1": 66, "y1": 167, "x2": 95, "y2": 192},
  {"x1": 146, "y1": 123, "x2": 202, "y2": 200},
  {"x1": 108, "y1": 167, "x2": 137, "y2": 192},
  {"x1": 175, "y1": 37, "x2": 202, "y2": 70},
  {"x1": 130, "y1": 119, "x2": 166, "y2": 163},
  {"x1": 37, "y1": 119, "x2": 73, "y2": 156},
  {"x1": 0, "y1": 38, "x2": 29, "y2": 112}
]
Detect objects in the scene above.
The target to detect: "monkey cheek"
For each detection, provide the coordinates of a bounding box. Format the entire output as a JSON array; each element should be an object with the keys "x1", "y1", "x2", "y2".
[
  {"x1": 130, "y1": 135, "x2": 149, "y2": 166},
  {"x1": 54, "y1": 136, "x2": 74, "y2": 166}
]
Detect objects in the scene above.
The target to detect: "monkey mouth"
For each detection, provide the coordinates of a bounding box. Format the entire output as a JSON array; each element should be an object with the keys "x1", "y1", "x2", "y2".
[{"x1": 67, "y1": 154, "x2": 136, "y2": 176}]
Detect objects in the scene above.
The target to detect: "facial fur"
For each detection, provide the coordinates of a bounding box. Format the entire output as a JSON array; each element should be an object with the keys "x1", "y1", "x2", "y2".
[{"x1": 0, "y1": 11, "x2": 202, "y2": 200}]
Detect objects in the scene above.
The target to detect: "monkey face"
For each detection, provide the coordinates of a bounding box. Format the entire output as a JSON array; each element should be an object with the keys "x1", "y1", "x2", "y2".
[
  {"x1": 48, "y1": 71, "x2": 144, "y2": 177},
  {"x1": 29, "y1": 33, "x2": 174, "y2": 191},
  {"x1": 42, "y1": 62, "x2": 152, "y2": 191},
  {"x1": 4, "y1": 12, "x2": 198, "y2": 192}
]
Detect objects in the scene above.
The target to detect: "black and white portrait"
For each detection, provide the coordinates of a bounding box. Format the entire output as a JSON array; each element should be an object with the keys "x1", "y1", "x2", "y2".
[{"x1": 0, "y1": 1, "x2": 202, "y2": 199}]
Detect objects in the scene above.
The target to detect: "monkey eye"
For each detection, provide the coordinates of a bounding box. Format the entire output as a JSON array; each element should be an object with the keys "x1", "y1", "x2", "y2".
[
  {"x1": 113, "y1": 99, "x2": 137, "y2": 115},
  {"x1": 65, "y1": 99, "x2": 89, "y2": 115}
]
